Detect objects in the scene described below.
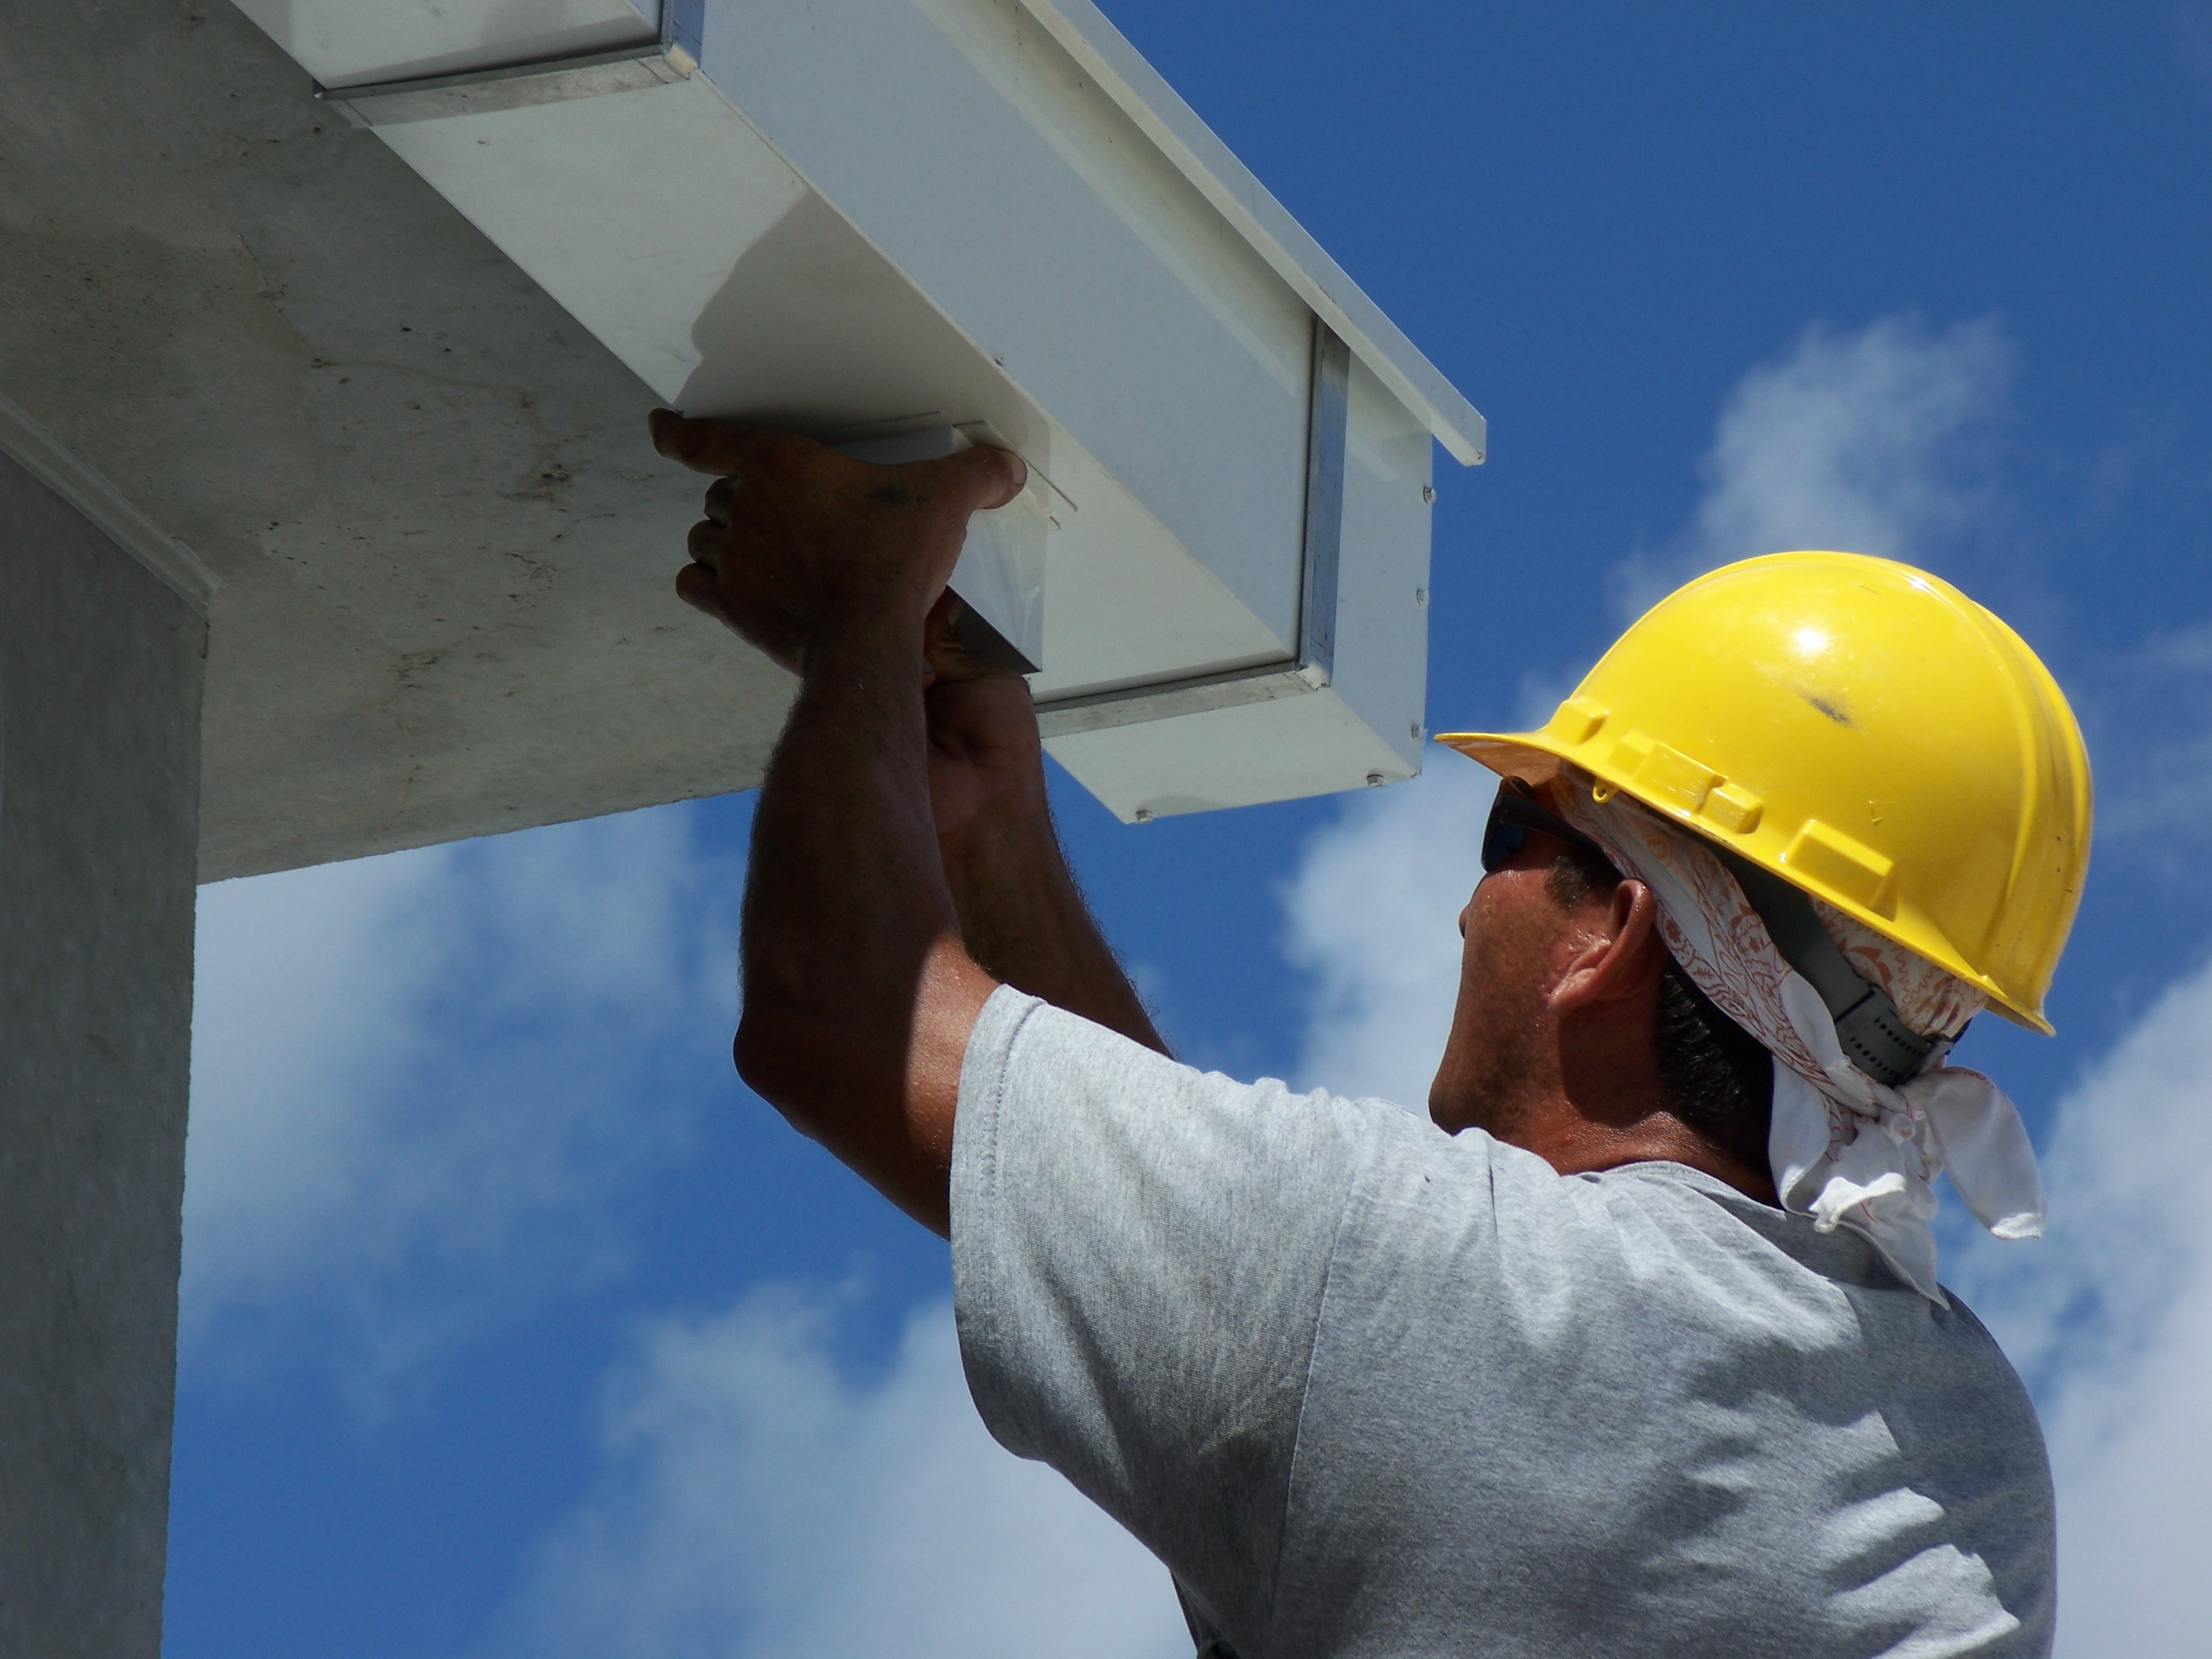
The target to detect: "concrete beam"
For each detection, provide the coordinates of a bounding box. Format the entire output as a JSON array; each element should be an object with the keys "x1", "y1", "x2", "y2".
[{"x1": 0, "y1": 450, "x2": 205, "y2": 1656}]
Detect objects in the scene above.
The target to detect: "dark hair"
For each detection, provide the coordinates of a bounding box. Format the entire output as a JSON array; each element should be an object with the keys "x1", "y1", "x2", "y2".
[
  {"x1": 1545, "y1": 851, "x2": 1773, "y2": 1172},
  {"x1": 1652, "y1": 959, "x2": 1773, "y2": 1172}
]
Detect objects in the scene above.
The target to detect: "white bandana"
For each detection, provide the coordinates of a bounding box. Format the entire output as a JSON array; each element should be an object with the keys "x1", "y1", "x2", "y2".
[{"x1": 1552, "y1": 777, "x2": 2045, "y2": 1301}]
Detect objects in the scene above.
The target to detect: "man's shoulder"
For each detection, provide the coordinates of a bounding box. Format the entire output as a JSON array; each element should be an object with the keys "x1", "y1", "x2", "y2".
[{"x1": 1326, "y1": 1145, "x2": 1953, "y2": 1343}]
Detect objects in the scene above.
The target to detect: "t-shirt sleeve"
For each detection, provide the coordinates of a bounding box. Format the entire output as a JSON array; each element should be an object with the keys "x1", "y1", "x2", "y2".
[{"x1": 949, "y1": 986, "x2": 1374, "y2": 1640}]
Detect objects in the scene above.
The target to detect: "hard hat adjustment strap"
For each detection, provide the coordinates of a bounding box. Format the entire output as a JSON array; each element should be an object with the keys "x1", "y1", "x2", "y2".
[{"x1": 1711, "y1": 846, "x2": 1953, "y2": 1088}]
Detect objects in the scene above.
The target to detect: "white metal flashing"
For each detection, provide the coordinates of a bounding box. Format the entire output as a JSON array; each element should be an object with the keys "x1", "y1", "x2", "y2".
[
  {"x1": 219, "y1": 0, "x2": 1456, "y2": 824},
  {"x1": 0, "y1": 393, "x2": 220, "y2": 611},
  {"x1": 1019, "y1": 0, "x2": 1486, "y2": 466}
]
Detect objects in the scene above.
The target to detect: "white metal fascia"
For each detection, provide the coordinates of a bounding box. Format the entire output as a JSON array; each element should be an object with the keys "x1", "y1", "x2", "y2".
[
  {"x1": 0, "y1": 392, "x2": 221, "y2": 611},
  {"x1": 1019, "y1": 0, "x2": 1487, "y2": 467}
]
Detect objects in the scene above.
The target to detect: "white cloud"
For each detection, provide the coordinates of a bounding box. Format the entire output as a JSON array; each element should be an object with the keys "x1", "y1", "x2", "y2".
[
  {"x1": 1285, "y1": 316, "x2": 2212, "y2": 1654},
  {"x1": 184, "y1": 804, "x2": 738, "y2": 1381},
  {"x1": 1614, "y1": 315, "x2": 2012, "y2": 617},
  {"x1": 188, "y1": 800, "x2": 1191, "y2": 1651},
  {"x1": 2078, "y1": 619, "x2": 2212, "y2": 861},
  {"x1": 495, "y1": 1289, "x2": 1190, "y2": 1659},
  {"x1": 1943, "y1": 956, "x2": 2212, "y2": 1659},
  {"x1": 186, "y1": 843, "x2": 452, "y2": 1309},
  {"x1": 1284, "y1": 762, "x2": 1487, "y2": 1109}
]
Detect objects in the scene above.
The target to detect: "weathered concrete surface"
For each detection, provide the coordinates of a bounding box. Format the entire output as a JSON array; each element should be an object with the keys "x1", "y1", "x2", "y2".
[
  {"x1": 0, "y1": 0, "x2": 793, "y2": 881},
  {"x1": 0, "y1": 451, "x2": 204, "y2": 1656}
]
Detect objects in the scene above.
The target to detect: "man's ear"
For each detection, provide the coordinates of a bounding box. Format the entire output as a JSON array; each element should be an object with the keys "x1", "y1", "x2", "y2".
[{"x1": 1551, "y1": 878, "x2": 1666, "y2": 1013}]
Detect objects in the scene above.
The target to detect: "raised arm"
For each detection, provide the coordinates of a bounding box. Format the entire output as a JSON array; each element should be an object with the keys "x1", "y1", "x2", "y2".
[
  {"x1": 922, "y1": 610, "x2": 1168, "y2": 1058},
  {"x1": 650, "y1": 411, "x2": 1020, "y2": 1236}
]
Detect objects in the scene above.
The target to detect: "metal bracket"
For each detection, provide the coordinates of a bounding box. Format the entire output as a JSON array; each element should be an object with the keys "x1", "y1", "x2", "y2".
[
  {"x1": 1032, "y1": 314, "x2": 1349, "y2": 739},
  {"x1": 1298, "y1": 314, "x2": 1351, "y2": 682},
  {"x1": 663, "y1": 0, "x2": 708, "y2": 64},
  {"x1": 316, "y1": 41, "x2": 693, "y2": 129}
]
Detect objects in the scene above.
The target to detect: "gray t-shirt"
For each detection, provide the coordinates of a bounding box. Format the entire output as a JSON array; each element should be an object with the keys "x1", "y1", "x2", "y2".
[{"x1": 950, "y1": 988, "x2": 2055, "y2": 1658}]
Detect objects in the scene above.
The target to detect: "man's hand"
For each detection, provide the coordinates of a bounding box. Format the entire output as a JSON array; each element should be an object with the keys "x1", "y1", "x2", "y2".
[
  {"x1": 649, "y1": 411, "x2": 1027, "y2": 670},
  {"x1": 919, "y1": 599, "x2": 1170, "y2": 1060},
  {"x1": 922, "y1": 594, "x2": 1047, "y2": 845}
]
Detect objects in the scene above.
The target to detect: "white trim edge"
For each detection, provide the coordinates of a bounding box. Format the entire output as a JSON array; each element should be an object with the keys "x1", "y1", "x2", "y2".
[
  {"x1": 1020, "y1": 0, "x2": 1488, "y2": 467},
  {"x1": 0, "y1": 392, "x2": 221, "y2": 610}
]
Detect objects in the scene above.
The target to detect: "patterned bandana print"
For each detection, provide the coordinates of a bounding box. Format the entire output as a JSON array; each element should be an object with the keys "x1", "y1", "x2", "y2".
[{"x1": 1547, "y1": 773, "x2": 2045, "y2": 1303}]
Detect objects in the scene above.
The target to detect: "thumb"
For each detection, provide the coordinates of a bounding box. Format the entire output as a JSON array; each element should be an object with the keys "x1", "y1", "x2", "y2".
[
  {"x1": 649, "y1": 409, "x2": 782, "y2": 477},
  {"x1": 941, "y1": 443, "x2": 1028, "y2": 513}
]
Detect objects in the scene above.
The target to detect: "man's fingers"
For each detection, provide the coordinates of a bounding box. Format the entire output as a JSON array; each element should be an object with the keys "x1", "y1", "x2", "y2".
[
  {"x1": 674, "y1": 559, "x2": 727, "y2": 619},
  {"x1": 687, "y1": 519, "x2": 727, "y2": 569},
  {"x1": 655, "y1": 411, "x2": 1026, "y2": 514},
  {"x1": 703, "y1": 474, "x2": 741, "y2": 526},
  {"x1": 650, "y1": 409, "x2": 782, "y2": 478}
]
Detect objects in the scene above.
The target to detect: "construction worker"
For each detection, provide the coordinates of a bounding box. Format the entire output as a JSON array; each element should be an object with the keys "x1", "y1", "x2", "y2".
[{"x1": 651, "y1": 409, "x2": 2083, "y2": 1658}]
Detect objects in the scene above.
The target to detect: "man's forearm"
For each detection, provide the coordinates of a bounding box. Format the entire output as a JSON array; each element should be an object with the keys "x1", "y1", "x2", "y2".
[
  {"x1": 649, "y1": 415, "x2": 1028, "y2": 1236},
  {"x1": 737, "y1": 617, "x2": 995, "y2": 1232},
  {"x1": 937, "y1": 785, "x2": 1168, "y2": 1058}
]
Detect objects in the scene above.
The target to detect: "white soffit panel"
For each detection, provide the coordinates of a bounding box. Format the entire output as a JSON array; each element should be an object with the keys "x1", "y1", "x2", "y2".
[{"x1": 243, "y1": 0, "x2": 1483, "y2": 820}]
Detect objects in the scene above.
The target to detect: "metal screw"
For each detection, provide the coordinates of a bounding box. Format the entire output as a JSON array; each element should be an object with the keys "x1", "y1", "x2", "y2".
[
  {"x1": 1410, "y1": 723, "x2": 1424, "y2": 741},
  {"x1": 1366, "y1": 772, "x2": 1385, "y2": 787},
  {"x1": 1420, "y1": 485, "x2": 1436, "y2": 504},
  {"x1": 1414, "y1": 587, "x2": 1428, "y2": 607},
  {"x1": 1133, "y1": 808, "x2": 1154, "y2": 823}
]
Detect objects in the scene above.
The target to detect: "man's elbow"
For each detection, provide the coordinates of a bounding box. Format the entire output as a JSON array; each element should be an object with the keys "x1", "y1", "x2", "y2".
[
  {"x1": 731, "y1": 996, "x2": 873, "y2": 1141},
  {"x1": 732, "y1": 1000, "x2": 810, "y2": 1120}
]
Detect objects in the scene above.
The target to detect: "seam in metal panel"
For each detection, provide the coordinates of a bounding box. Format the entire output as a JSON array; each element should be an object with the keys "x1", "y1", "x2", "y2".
[
  {"x1": 1035, "y1": 660, "x2": 1326, "y2": 739},
  {"x1": 0, "y1": 392, "x2": 220, "y2": 611},
  {"x1": 318, "y1": 43, "x2": 691, "y2": 127}
]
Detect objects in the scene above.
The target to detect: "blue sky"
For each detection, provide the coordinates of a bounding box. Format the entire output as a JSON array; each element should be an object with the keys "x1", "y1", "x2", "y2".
[{"x1": 167, "y1": 5, "x2": 2212, "y2": 1654}]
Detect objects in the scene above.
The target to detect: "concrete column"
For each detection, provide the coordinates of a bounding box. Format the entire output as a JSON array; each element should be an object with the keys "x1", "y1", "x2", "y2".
[{"x1": 0, "y1": 441, "x2": 207, "y2": 1656}]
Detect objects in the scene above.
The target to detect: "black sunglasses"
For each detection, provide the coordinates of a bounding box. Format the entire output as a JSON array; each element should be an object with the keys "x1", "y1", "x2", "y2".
[{"x1": 1481, "y1": 779, "x2": 1618, "y2": 876}]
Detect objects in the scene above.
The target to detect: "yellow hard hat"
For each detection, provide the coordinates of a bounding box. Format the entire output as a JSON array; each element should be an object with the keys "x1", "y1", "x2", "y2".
[{"x1": 1437, "y1": 551, "x2": 2091, "y2": 1033}]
